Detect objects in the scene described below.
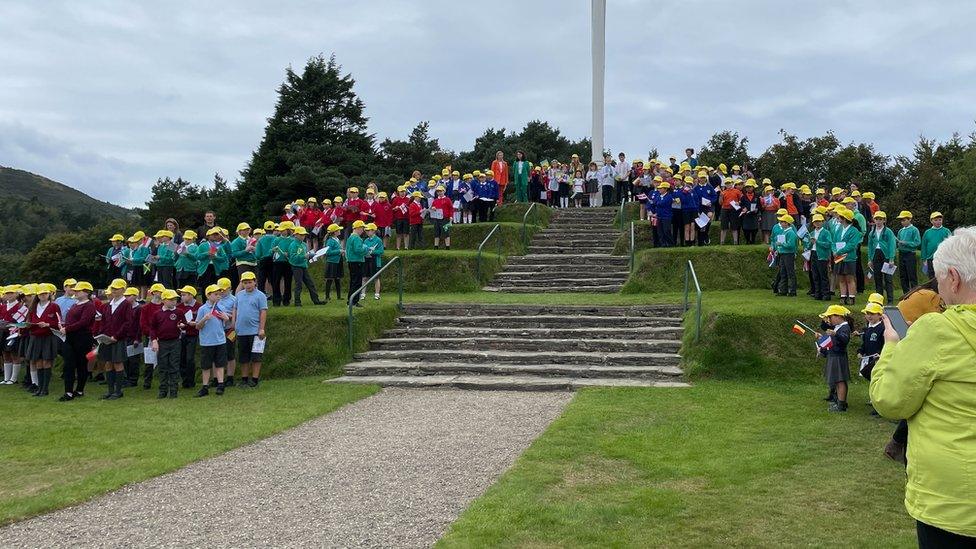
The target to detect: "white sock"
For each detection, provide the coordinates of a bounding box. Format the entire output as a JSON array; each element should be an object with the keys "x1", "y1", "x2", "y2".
[
  {"x1": 11, "y1": 362, "x2": 20, "y2": 382},
  {"x1": 3, "y1": 362, "x2": 11, "y2": 382},
  {"x1": 30, "y1": 369, "x2": 39, "y2": 385}
]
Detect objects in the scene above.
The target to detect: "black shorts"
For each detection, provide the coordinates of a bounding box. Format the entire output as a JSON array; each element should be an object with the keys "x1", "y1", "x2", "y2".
[
  {"x1": 225, "y1": 338, "x2": 236, "y2": 361},
  {"x1": 237, "y1": 334, "x2": 263, "y2": 363},
  {"x1": 394, "y1": 218, "x2": 409, "y2": 235},
  {"x1": 200, "y1": 344, "x2": 228, "y2": 370},
  {"x1": 363, "y1": 259, "x2": 378, "y2": 278},
  {"x1": 433, "y1": 219, "x2": 451, "y2": 238}
]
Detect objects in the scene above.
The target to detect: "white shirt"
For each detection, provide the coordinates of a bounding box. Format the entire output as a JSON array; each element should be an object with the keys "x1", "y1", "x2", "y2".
[
  {"x1": 110, "y1": 297, "x2": 125, "y2": 314},
  {"x1": 614, "y1": 161, "x2": 631, "y2": 181}
]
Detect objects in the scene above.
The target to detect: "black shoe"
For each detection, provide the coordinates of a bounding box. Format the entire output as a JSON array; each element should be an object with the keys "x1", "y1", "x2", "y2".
[
  {"x1": 26, "y1": 383, "x2": 38, "y2": 393},
  {"x1": 168, "y1": 392, "x2": 178, "y2": 399},
  {"x1": 225, "y1": 376, "x2": 234, "y2": 387},
  {"x1": 33, "y1": 390, "x2": 45, "y2": 397},
  {"x1": 59, "y1": 393, "x2": 75, "y2": 402},
  {"x1": 195, "y1": 387, "x2": 209, "y2": 398},
  {"x1": 293, "y1": 302, "x2": 302, "y2": 307},
  {"x1": 100, "y1": 392, "x2": 112, "y2": 400},
  {"x1": 216, "y1": 384, "x2": 225, "y2": 395},
  {"x1": 248, "y1": 378, "x2": 258, "y2": 388},
  {"x1": 106, "y1": 393, "x2": 121, "y2": 400},
  {"x1": 74, "y1": 390, "x2": 84, "y2": 398},
  {"x1": 143, "y1": 384, "x2": 152, "y2": 390},
  {"x1": 157, "y1": 392, "x2": 167, "y2": 399}
]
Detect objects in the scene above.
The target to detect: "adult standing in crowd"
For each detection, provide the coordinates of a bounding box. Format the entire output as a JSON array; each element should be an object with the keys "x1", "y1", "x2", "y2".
[
  {"x1": 613, "y1": 152, "x2": 630, "y2": 204},
  {"x1": 512, "y1": 150, "x2": 530, "y2": 203},
  {"x1": 599, "y1": 153, "x2": 615, "y2": 207},
  {"x1": 490, "y1": 151, "x2": 509, "y2": 205},
  {"x1": 197, "y1": 211, "x2": 217, "y2": 242},
  {"x1": 870, "y1": 226, "x2": 976, "y2": 546}
]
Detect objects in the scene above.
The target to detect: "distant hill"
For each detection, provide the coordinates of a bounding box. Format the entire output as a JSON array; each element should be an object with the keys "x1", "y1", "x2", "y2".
[{"x1": 0, "y1": 166, "x2": 136, "y2": 219}]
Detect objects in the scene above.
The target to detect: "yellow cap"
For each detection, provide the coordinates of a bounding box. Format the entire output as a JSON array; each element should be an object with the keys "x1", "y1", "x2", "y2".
[
  {"x1": 322, "y1": 197, "x2": 333, "y2": 204},
  {"x1": 862, "y1": 192, "x2": 875, "y2": 199},
  {"x1": 778, "y1": 214, "x2": 795, "y2": 224},
  {"x1": 217, "y1": 277, "x2": 232, "y2": 290},
  {"x1": 799, "y1": 185, "x2": 812, "y2": 194},
  {"x1": 63, "y1": 278, "x2": 78, "y2": 288},
  {"x1": 397, "y1": 185, "x2": 408, "y2": 192},
  {"x1": 206, "y1": 227, "x2": 222, "y2": 236},
  {"x1": 240, "y1": 271, "x2": 256, "y2": 281},
  {"x1": 743, "y1": 179, "x2": 756, "y2": 187},
  {"x1": 21, "y1": 284, "x2": 37, "y2": 296},
  {"x1": 811, "y1": 213, "x2": 825, "y2": 222},
  {"x1": 154, "y1": 229, "x2": 174, "y2": 239},
  {"x1": 683, "y1": 176, "x2": 695, "y2": 184},
  {"x1": 334, "y1": 196, "x2": 343, "y2": 203},
  {"x1": 283, "y1": 203, "x2": 291, "y2": 211},
  {"x1": 839, "y1": 208, "x2": 854, "y2": 221},
  {"x1": 930, "y1": 211, "x2": 943, "y2": 219},
  {"x1": 821, "y1": 304, "x2": 851, "y2": 318},
  {"x1": 815, "y1": 188, "x2": 826, "y2": 195},
  {"x1": 411, "y1": 191, "x2": 423, "y2": 198},
  {"x1": 236, "y1": 222, "x2": 251, "y2": 232},
  {"x1": 366, "y1": 188, "x2": 375, "y2": 194},
  {"x1": 149, "y1": 283, "x2": 166, "y2": 293},
  {"x1": 718, "y1": 163, "x2": 727, "y2": 174},
  {"x1": 278, "y1": 221, "x2": 294, "y2": 231},
  {"x1": 365, "y1": 223, "x2": 377, "y2": 231},
  {"x1": 763, "y1": 185, "x2": 774, "y2": 192},
  {"x1": 868, "y1": 293, "x2": 885, "y2": 305},
  {"x1": 435, "y1": 185, "x2": 446, "y2": 192},
  {"x1": 253, "y1": 228, "x2": 265, "y2": 236},
  {"x1": 731, "y1": 165, "x2": 740, "y2": 170},
  {"x1": 348, "y1": 187, "x2": 359, "y2": 193},
  {"x1": 123, "y1": 287, "x2": 139, "y2": 297},
  {"x1": 205, "y1": 284, "x2": 222, "y2": 296},
  {"x1": 441, "y1": 169, "x2": 450, "y2": 175},
  {"x1": 432, "y1": 175, "x2": 442, "y2": 181},
  {"x1": 127, "y1": 236, "x2": 140, "y2": 243},
  {"x1": 842, "y1": 197, "x2": 856, "y2": 204},
  {"x1": 72, "y1": 281, "x2": 94, "y2": 292},
  {"x1": 263, "y1": 221, "x2": 276, "y2": 230},
  {"x1": 776, "y1": 208, "x2": 788, "y2": 216},
  {"x1": 327, "y1": 223, "x2": 342, "y2": 233},
  {"x1": 452, "y1": 170, "x2": 460, "y2": 176},
  {"x1": 862, "y1": 302, "x2": 884, "y2": 315},
  {"x1": 830, "y1": 187, "x2": 843, "y2": 195},
  {"x1": 161, "y1": 289, "x2": 179, "y2": 300},
  {"x1": 109, "y1": 234, "x2": 124, "y2": 242},
  {"x1": 183, "y1": 230, "x2": 198, "y2": 240},
  {"x1": 896, "y1": 210, "x2": 913, "y2": 219},
  {"x1": 485, "y1": 169, "x2": 494, "y2": 176},
  {"x1": 295, "y1": 198, "x2": 306, "y2": 206},
  {"x1": 815, "y1": 206, "x2": 828, "y2": 214},
  {"x1": 873, "y1": 211, "x2": 887, "y2": 220},
  {"x1": 377, "y1": 192, "x2": 388, "y2": 198},
  {"x1": 179, "y1": 285, "x2": 198, "y2": 297},
  {"x1": 656, "y1": 182, "x2": 671, "y2": 189},
  {"x1": 851, "y1": 190, "x2": 861, "y2": 197},
  {"x1": 653, "y1": 175, "x2": 663, "y2": 182},
  {"x1": 109, "y1": 278, "x2": 127, "y2": 290},
  {"x1": 307, "y1": 197, "x2": 317, "y2": 203},
  {"x1": 133, "y1": 231, "x2": 146, "y2": 240},
  {"x1": 352, "y1": 220, "x2": 366, "y2": 229},
  {"x1": 293, "y1": 226, "x2": 308, "y2": 235},
  {"x1": 462, "y1": 174, "x2": 473, "y2": 180}
]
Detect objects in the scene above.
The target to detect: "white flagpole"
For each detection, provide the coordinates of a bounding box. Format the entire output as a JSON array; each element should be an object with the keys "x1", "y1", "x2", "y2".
[{"x1": 591, "y1": 0, "x2": 606, "y2": 163}]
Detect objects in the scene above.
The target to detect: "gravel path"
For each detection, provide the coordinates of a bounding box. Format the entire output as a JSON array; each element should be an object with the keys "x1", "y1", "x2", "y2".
[{"x1": 0, "y1": 388, "x2": 571, "y2": 548}]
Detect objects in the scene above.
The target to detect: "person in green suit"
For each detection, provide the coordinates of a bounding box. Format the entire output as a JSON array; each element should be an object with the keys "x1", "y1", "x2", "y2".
[
  {"x1": 921, "y1": 211, "x2": 951, "y2": 280},
  {"x1": 866, "y1": 211, "x2": 897, "y2": 304},
  {"x1": 512, "y1": 150, "x2": 531, "y2": 203},
  {"x1": 773, "y1": 214, "x2": 798, "y2": 296},
  {"x1": 895, "y1": 210, "x2": 921, "y2": 295},
  {"x1": 834, "y1": 207, "x2": 863, "y2": 305}
]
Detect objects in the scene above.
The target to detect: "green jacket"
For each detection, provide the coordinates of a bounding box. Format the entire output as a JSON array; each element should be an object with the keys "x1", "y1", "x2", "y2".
[
  {"x1": 345, "y1": 233, "x2": 366, "y2": 263},
  {"x1": 810, "y1": 226, "x2": 834, "y2": 261},
  {"x1": 364, "y1": 235, "x2": 384, "y2": 267},
  {"x1": 897, "y1": 224, "x2": 921, "y2": 253},
  {"x1": 921, "y1": 226, "x2": 951, "y2": 260},
  {"x1": 195, "y1": 241, "x2": 229, "y2": 276},
  {"x1": 835, "y1": 224, "x2": 861, "y2": 262},
  {"x1": 853, "y1": 211, "x2": 867, "y2": 234},
  {"x1": 866, "y1": 226, "x2": 896, "y2": 262},
  {"x1": 221, "y1": 240, "x2": 234, "y2": 264},
  {"x1": 773, "y1": 225, "x2": 797, "y2": 254},
  {"x1": 121, "y1": 246, "x2": 150, "y2": 276},
  {"x1": 255, "y1": 234, "x2": 277, "y2": 261},
  {"x1": 175, "y1": 243, "x2": 199, "y2": 273},
  {"x1": 155, "y1": 243, "x2": 176, "y2": 267},
  {"x1": 324, "y1": 237, "x2": 343, "y2": 264},
  {"x1": 231, "y1": 236, "x2": 257, "y2": 264},
  {"x1": 272, "y1": 236, "x2": 290, "y2": 263},
  {"x1": 870, "y1": 305, "x2": 976, "y2": 536},
  {"x1": 105, "y1": 245, "x2": 124, "y2": 269},
  {"x1": 288, "y1": 238, "x2": 309, "y2": 268}
]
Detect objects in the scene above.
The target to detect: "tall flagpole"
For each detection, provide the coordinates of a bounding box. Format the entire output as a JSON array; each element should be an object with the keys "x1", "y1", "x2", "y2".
[{"x1": 591, "y1": 0, "x2": 606, "y2": 162}]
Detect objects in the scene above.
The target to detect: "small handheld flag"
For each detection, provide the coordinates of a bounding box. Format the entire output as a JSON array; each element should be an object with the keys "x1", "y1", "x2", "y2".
[
  {"x1": 817, "y1": 333, "x2": 834, "y2": 351},
  {"x1": 833, "y1": 254, "x2": 847, "y2": 264},
  {"x1": 791, "y1": 324, "x2": 806, "y2": 336},
  {"x1": 767, "y1": 251, "x2": 777, "y2": 268}
]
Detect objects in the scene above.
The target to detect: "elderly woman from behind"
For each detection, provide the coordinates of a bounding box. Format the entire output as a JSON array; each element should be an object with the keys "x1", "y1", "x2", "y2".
[{"x1": 869, "y1": 226, "x2": 976, "y2": 547}]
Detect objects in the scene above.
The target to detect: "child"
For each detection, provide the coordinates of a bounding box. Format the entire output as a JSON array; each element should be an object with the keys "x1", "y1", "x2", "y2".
[
  {"x1": 738, "y1": 180, "x2": 760, "y2": 245},
  {"x1": 216, "y1": 278, "x2": 237, "y2": 387},
  {"x1": 175, "y1": 230, "x2": 199, "y2": 292},
  {"x1": 392, "y1": 186, "x2": 411, "y2": 249},
  {"x1": 652, "y1": 182, "x2": 674, "y2": 248},
  {"x1": 895, "y1": 211, "x2": 920, "y2": 295},
  {"x1": 920, "y1": 211, "x2": 950, "y2": 280},
  {"x1": 760, "y1": 185, "x2": 781, "y2": 244},
  {"x1": 719, "y1": 179, "x2": 743, "y2": 245},
  {"x1": 373, "y1": 192, "x2": 394, "y2": 247},
  {"x1": 197, "y1": 227, "x2": 229, "y2": 292},
  {"x1": 808, "y1": 214, "x2": 833, "y2": 301},
  {"x1": 105, "y1": 234, "x2": 125, "y2": 284},
  {"x1": 289, "y1": 226, "x2": 323, "y2": 307},
  {"x1": 148, "y1": 289, "x2": 182, "y2": 399},
  {"x1": 572, "y1": 170, "x2": 585, "y2": 208},
  {"x1": 123, "y1": 234, "x2": 150, "y2": 299},
  {"x1": 231, "y1": 222, "x2": 258, "y2": 278},
  {"x1": 323, "y1": 223, "x2": 344, "y2": 302},
  {"x1": 694, "y1": 172, "x2": 718, "y2": 245},
  {"x1": 18, "y1": 284, "x2": 35, "y2": 390},
  {"x1": 1, "y1": 285, "x2": 24, "y2": 385},
  {"x1": 98, "y1": 278, "x2": 134, "y2": 400},
  {"x1": 254, "y1": 223, "x2": 277, "y2": 296},
  {"x1": 270, "y1": 222, "x2": 293, "y2": 307},
  {"x1": 139, "y1": 283, "x2": 165, "y2": 388},
  {"x1": 153, "y1": 230, "x2": 177, "y2": 289},
  {"x1": 121, "y1": 287, "x2": 142, "y2": 387},
  {"x1": 773, "y1": 214, "x2": 798, "y2": 296},
  {"x1": 363, "y1": 223, "x2": 385, "y2": 300},
  {"x1": 408, "y1": 191, "x2": 426, "y2": 248},
  {"x1": 346, "y1": 220, "x2": 368, "y2": 307},
  {"x1": 58, "y1": 281, "x2": 96, "y2": 401},
  {"x1": 194, "y1": 284, "x2": 227, "y2": 397},
  {"x1": 834, "y1": 207, "x2": 862, "y2": 305},
  {"x1": 232, "y1": 271, "x2": 267, "y2": 388},
  {"x1": 856, "y1": 301, "x2": 885, "y2": 415},
  {"x1": 430, "y1": 186, "x2": 454, "y2": 250},
  {"x1": 177, "y1": 285, "x2": 200, "y2": 389},
  {"x1": 457, "y1": 174, "x2": 474, "y2": 224},
  {"x1": 866, "y1": 211, "x2": 896, "y2": 305},
  {"x1": 26, "y1": 283, "x2": 60, "y2": 397},
  {"x1": 818, "y1": 304, "x2": 852, "y2": 412}
]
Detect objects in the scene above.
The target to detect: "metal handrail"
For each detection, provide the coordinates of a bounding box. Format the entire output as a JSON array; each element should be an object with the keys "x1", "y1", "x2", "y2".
[
  {"x1": 476, "y1": 223, "x2": 502, "y2": 281},
  {"x1": 618, "y1": 198, "x2": 626, "y2": 230},
  {"x1": 683, "y1": 259, "x2": 703, "y2": 342},
  {"x1": 347, "y1": 255, "x2": 403, "y2": 352},
  {"x1": 521, "y1": 202, "x2": 537, "y2": 247},
  {"x1": 629, "y1": 221, "x2": 635, "y2": 273}
]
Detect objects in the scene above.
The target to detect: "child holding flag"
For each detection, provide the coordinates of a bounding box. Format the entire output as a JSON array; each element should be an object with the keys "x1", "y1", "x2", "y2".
[
  {"x1": 105, "y1": 234, "x2": 125, "y2": 284},
  {"x1": 323, "y1": 224, "x2": 344, "y2": 302},
  {"x1": 2, "y1": 285, "x2": 24, "y2": 385},
  {"x1": 856, "y1": 301, "x2": 885, "y2": 415},
  {"x1": 177, "y1": 285, "x2": 200, "y2": 389},
  {"x1": 430, "y1": 186, "x2": 454, "y2": 250},
  {"x1": 175, "y1": 230, "x2": 199, "y2": 291},
  {"x1": 194, "y1": 284, "x2": 227, "y2": 397},
  {"x1": 392, "y1": 186, "x2": 411, "y2": 250},
  {"x1": 808, "y1": 213, "x2": 833, "y2": 300},
  {"x1": 817, "y1": 304, "x2": 853, "y2": 412}
]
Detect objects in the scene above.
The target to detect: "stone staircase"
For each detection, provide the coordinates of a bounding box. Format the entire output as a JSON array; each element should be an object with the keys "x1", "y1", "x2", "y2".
[
  {"x1": 330, "y1": 303, "x2": 689, "y2": 390},
  {"x1": 483, "y1": 207, "x2": 627, "y2": 293}
]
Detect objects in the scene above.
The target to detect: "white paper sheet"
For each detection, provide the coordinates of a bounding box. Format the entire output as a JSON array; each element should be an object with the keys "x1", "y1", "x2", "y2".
[
  {"x1": 730, "y1": 200, "x2": 740, "y2": 211},
  {"x1": 429, "y1": 208, "x2": 444, "y2": 220},
  {"x1": 700, "y1": 197, "x2": 711, "y2": 206},
  {"x1": 881, "y1": 262, "x2": 897, "y2": 275},
  {"x1": 802, "y1": 250, "x2": 812, "y2": 261},
  {"x1": 695, "y1": 213, "x2": 710, "y2": 229},
  {"x1": 143, "y1": 347, "x2": 157, "y2": 364},
  {"x1": 184, "y1": 310, "x2": 194, "y2": 322},
  {"x1": 94, "y1": 334, "x2": 115, "y2": 345},
  {"x1": 251, "y1": 337, "x2": 266, "y2": 353},
  {"x1": 796, "y1": 225, "x2": 809, "y2": 239},
  {"x1": 776, "y1": 235, "x2": 786, "y2": 244},
  {"x1": 126, "y1": 342, "x2": 144, "y2": 357},
  {"x1": 309, "y1": 248, "x2": 329, "y2": 263},
  {"x1": 834, "y1": 242, "x2": 845, "y2": 251}
]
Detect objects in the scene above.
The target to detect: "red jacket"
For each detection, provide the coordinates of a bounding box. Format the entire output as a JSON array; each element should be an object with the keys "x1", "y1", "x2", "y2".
[
  {"x1": 126, "y1": 303, "x2": 142, "y2": 341},
  {"x1": 342, "y1": 198, "x2": 366, "y2": 224},
  {"x1": 140, "y1": 301, "x2": 162, "y2": 339},
  {"x1": 149, "y1": 307, "x2": 183, "y2": 341},
  {"x1": 300, "y1": 207, "x2": 322, "y2": 228},
  {"x1": 408, "y1": 201, "x2": 425, "y2": 225},
  {"x1": 431, "y1": 196, "x2": 454, "y2": 220},
  {"x1": 91, "y1": 299, "x2": 106, "y2": 335},
  {"x1": 100, "y1": 298, "x2": 134, "y2": 340},
  {"x1": 392, "y1": 196, "x2": 410, "y2": 220},
  {"x1": 28, "y1": 301, "x2": 61, "y2": 337},
  {"x1": 361, "y1": 199, "x2": 376, "y2": 222},
  {"x1": 63, "y1": 300, "x2": 97, "y2": 334},
  {"x1": 178, "y1": 301, "x2": 201, "y2": 337},
  {"x1": 372, "y1": 201, "x2": 394, "y2": 227}
]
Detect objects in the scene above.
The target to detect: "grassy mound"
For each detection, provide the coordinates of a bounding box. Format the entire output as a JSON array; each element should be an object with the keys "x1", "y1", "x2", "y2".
[
  {"x1": 406, "y1": 222, "x2": 539, "y2": 255},
  {"x1": 493, "y1": 202, "x2": 553, "y2": 227}
]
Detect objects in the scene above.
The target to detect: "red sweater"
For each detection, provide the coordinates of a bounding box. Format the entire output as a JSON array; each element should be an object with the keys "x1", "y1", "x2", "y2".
[
  {"x1": 63, "y1": 300, "x2": 97, "y2": 334},
  {"x1": 431, "y1": 197, "x2": 454, "y2": 220},
  {"x1": 28, "y1": 301, "x2": 61, "y2": 337},
  {"x1": 392, "y1": 196, "x2": 410, "y2": 220},
  {"x1": 361, "y1": 200, "x2": 375, "y2": 222},
  {"x1": 372, "y1": 201, "x2": 393, "y2": 227},
  {"x1": 178, "y1": 301, "x2": 201, "y2": 337},
  {"x1": 140, "y1": 301, "x2": 162, "y2": 338},
  {"x1": 100, "y1": 299, "x2": 134, "y2": 340},
  {"x1": 342, "y1": 198, "x2": 366, "y2": 224},
  {"x1": 408, "y1": 201, "x2": 425, "y2": 225},
  {"x1": 126, "y1": 303, "x2": 142, "y2": 341},
  {"x1": 149, "y1": 307, "x2": 183, "y2": 341},
  {"x1": 300, "y1": 208, "x2": 322, "y2": 228}
]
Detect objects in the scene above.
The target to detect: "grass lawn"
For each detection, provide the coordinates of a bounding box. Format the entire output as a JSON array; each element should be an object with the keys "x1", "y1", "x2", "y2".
[
  {"x1": 439, "y1": 380, "x2": 915, "y2": 548},
  {"x1": 0, "y1": 379, "x2": 377, "y2": 525}
]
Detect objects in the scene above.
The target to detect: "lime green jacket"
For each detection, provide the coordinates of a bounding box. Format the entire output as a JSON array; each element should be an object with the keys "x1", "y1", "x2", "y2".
[
  {"x1": 869, "y1": 305, "x2": 976, "y2": 537},
  {"x1": 288, "y1": 238, "x2": 309, "y2": 268}
]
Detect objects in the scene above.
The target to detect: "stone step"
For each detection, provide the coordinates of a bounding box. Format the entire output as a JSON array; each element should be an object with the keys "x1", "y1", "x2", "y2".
[
  {"x1": 396, "y1": 314, "x2": 682, "y2": 328},
  {"x1": 529, "y1": 238, "x2": 617, "y2": 247},
  {"x1": 383, "y1": 325, "x2": 684, "y2": 339},
  {"x1": 526, "y1": 246, "x2": 614, "y2": 255},
  {"x1": 537, "y1": 229, "x2": 620, "y2": 236},
  {"x1": 343, "y1": 360, "x2": 683, "y2": 379},
  {"x1": 489, "y1": 276, "x2": 628, "y2": 286},
  {"x1": 499, "y1": 264, "x2": 630, "y2": 274},
  {"x1": 507, "y1": 254, "x2": 628, "y2": 265},
  {"x1": 354, "y1": 349, "x2": 682, "y2": 367},
  {"x1": 400, "y1": 303, "x2": 682, "y2": 317},
  {"x1": 547, "y1": 223, "x2": 617, "y2": 230},
  {"x1": 370, "y1": 337, "x2": 681, "y2": 353},
  {"x1": 329, "y1": 374, "x2": 690, "y2": 391},
  {"x1": 482, "y1": 285, "x2": 622, "y2": 293}
]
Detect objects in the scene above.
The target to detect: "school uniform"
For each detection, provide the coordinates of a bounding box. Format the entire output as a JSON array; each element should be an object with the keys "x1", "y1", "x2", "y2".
[
  {"x1": 824, "y1": 322, "x2": 851, "y2": 387},
  {"x1": 105, "y1": 244, "x2": 125, "y2": 285},
  {"x1": 217, "y1": 293, "x2": 237, "y2": 370},
  {"x1": 149, "y1": 306, "x2": 183, "y2": 397},
  {"x1": 139, "y1": 300, "x2": 162, "y2": 387},
  {"x1": 810, "y1": 227, "x2": 834, "y2": 300},
  {"x1": 921, "y1": 225, "x2": 951, "y2": 279},
  {"x1": 373, "y1": 201, "x2": 394, "y2": 236},
  {"x1": 430, "y1": 196, "x2": 454, "y2": 241},
  {"x1": 234, "y1": 288, "x2": 268, "y2": 370},
  {"x1": 177, "y1": 300, "x2": 200, "y2": 388},
  {"x1": 760, "y1": 195, "x2": 780, "y2": 232},
  {"x1": 857, "y1": 321, "x2": 885, "y2": 380},
  {"x1": 408, "y1": 201, "x2": 425, "y2": 246},
  {"x1": 694, "y1": 184, "x2": 718, "y2": 245},
  {"x1": 473, "y1": 178, "x2": 499, "y2": 222},
  {"x1": 653, "y1": 191, "x2": 674, "y2": 248},
  {"x1": 897, "y1": 224, "x2": 921, "y2": 292},
  {"x1": 289, "y1": 238, "x2": 320, "y2": 306},
  {"x1": 392, "y1": 195, "x2": 411, "y2": 235},
  {"x1": 61, "y1": 299, "x2": 96, "y2": 397},
  {"x1": 175, "y1": 241, "x2": 199, "y2": 290},
  {"x1": 123, "y1": 301, "x2": 142, "y2": 386},
  {"x1": 254, "y1": 234, "x2": 276, "y2": 295},
  {"x1": 26, "y1": 301, "x2": 61, "y2": 361},
  {"x1": 98, "y1": 296, "x2": 134, "y2": 398},
  {"x1": 270, "y1": 235, "x2": 292, "y2": 306},
  {"x1": 739, "y1": 191, "x2": 761, "y2": 244},
  {"x1": 363, "y1": 234, "x2": 385, "y2": 280},
  {"x1": 196, "y1": 302, "x2": 228, "y2": 375},
  {"x1": 834, "y1": 224, "x2": 862, "y2": 277},
  {"x1": 155, "y1": 242, "x2": 177, "y2": 288},
  {"x1": 680, "y1": 188, "x2": 700, "y2": 244},
  {"x1": 773, "y1": 225, "x2": 798, "y2": 295},
  {"x1": 231, "y1": 236, "x2": 258, "y2": 276},
  {"x1": 867, "y1": 226, "x2": 896, "y2": 303},
  {"x1": 195, "y1": 240, "x2": 229, "y2": 291},
  {"x1": 719, "y1": 188, "x2": 743, "y2": 231},
  {"x1": 323, "y1": 235, "x2": 344, "y2": 300},
  {"x1": 345, "y1": 232, "x2": 367, "y2": 306},
  {"x1": 853, "y1": 211, "x2": 868, "y2": 293}
]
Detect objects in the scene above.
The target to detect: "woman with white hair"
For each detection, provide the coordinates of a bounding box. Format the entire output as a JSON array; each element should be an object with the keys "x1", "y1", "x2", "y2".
[{"x1": 869, "y1": 226, "x2": 976, "y2": 546}]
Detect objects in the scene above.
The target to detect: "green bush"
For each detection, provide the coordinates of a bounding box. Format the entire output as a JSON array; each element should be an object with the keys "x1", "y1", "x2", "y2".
[
  {"x1": 493, "y1": 202, "x2": 553, "y2": 227},
  {"x1": 407, "y1": 222, "x2": 539, "y2": 255},
  {"x1": 306, "y1": 249, "x2": 505, "y2": 293}
]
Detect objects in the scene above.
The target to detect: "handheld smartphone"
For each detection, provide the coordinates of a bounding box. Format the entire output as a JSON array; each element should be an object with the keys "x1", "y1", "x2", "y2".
[{"x1": 884, "y1": 306, "x2": 909, "y2": 339}]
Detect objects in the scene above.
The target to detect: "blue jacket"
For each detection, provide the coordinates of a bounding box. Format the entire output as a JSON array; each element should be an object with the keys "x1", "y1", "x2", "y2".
[
  {"x1": 694, "y1": 184, "x2": 718, "y2": 210},
  {"x1": 654, "y1": 192, "x2": 674, "y2": 219},
  {"x1": 475, "y1": 179, "x2": 499, "y2": 200},
  {"x1": 680, "y1": 188, "x2": 698, "y2": 211}
]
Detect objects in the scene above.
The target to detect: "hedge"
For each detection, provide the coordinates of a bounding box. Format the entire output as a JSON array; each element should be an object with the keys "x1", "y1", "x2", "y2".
[
  {"x1": 493, "y1": 202, "x2": 553, "y2": 227},
  {"x1": 407, "y1": 222, "x2": 539, "y2": 255}
]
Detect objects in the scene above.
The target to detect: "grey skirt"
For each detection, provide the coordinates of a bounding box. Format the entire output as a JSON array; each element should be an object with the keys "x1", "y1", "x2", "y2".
[
  {"x1": 825, "y1": 354, "x2": 850, "y2": 385},
  {"x1": 761, "y1": 211, "x2": 778, "y2": 231},
  {"x1": 97, "y1": 340, "x2": 126, "y2": 363},
  {"x1": 26, "y1": 334, "x2": 59, "y2": 361}
]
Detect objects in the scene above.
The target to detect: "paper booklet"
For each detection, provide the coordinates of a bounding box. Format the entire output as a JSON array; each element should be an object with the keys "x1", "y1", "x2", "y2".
[
  {"x1": 429, "y1": 208, "x2": 444, "y2": 220},
  {"x1": 881, "y1": 262, "x2": 897, "y2": 275},
  {"x1": 251, "y1": 337, "x2": 266, "y2": 353},
  {"x1": 309, "y1": 248, "x2": 329, "y2": 263},
  {"x1": 694, "y1": 213, "x2": 710, "y2": 229},
  {"x1": 143, "y1": 347, "x2": 157, "y2": 364},
  {"x1": 94, "y1": 334, "x2": 116, "y2": 345},
  {"x1": 126, "y1": 341, "x2": 144, "y2": 357}
]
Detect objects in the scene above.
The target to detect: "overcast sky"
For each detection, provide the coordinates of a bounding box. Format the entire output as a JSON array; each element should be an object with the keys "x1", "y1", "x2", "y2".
[{"x1": 2, "y1": 0, "x2": 975, "y2": 207}]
